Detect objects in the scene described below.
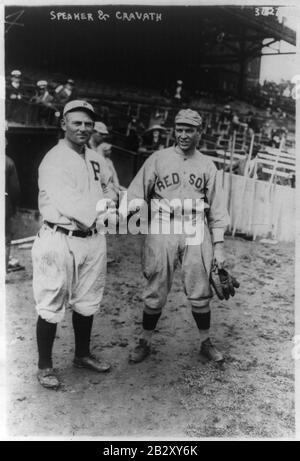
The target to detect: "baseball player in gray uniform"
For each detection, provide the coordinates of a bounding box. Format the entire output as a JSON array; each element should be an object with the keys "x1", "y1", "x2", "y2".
[
  {"x1": 32, "y1": 100, "x2": 112, "y2": 389},
  {"x1": 124, "y1": 109, "x2": 229, "y2": 363}
]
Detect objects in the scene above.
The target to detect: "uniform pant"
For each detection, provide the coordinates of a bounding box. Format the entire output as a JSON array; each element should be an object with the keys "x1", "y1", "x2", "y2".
[
  {"x1": 142, "y1": 222, "x2": 213, "y2": 311},
  {"x1": 32, "y1": 224, "x2": 106, "y2": 323}
]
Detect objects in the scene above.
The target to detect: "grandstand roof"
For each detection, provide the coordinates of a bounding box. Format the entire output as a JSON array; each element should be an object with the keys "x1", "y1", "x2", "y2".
[{"x1": 5, "y1": 5, "x2": 296, "y2": 94}]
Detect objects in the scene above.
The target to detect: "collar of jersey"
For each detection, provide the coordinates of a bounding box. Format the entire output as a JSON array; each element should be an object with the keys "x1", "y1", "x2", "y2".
[
  {"x1": 174, "y1": 145, "x2": 197, "y2": 159},
  {"x1": 60, "y1": 139, "x2": 87, "y2": 158}
]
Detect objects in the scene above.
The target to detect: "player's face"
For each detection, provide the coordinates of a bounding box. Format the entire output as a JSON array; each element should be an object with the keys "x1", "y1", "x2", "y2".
[
  {"x1": 94, "y1": 132, "x2": 107, "y2": 144},
  {"x1": 62, "y1": 111, "x2": 94, "y2": 146},
  {"x1": 92, "y1": 131, "x2": 102, "y2": 145},
  {"x1": 103, "y1": 147, "x2": 111, "y2": 157},
  {"x1": 175, "y1": 124, "x2": 199, "y2": 152}
]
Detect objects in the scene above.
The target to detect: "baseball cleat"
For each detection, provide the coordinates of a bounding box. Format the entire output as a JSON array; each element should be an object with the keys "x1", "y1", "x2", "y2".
[
  {"x1": 200, "y1": 338, "x2": 224, "y2": 362},
  {"x1": 73, "y1": 354, "x2": 111, "y2": 372},
  {"x1": 37, "y1": 368, "x2": 60, "y2": 389},
  {"x1": 129, "y1": 338, "x2": 151, "y2": 363}
]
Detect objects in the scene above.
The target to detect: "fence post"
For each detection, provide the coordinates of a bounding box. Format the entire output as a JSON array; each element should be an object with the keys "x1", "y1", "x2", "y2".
[
  {"x1": 232, "y1": 133, "x2": 255, "y2": 236},
  {"x1": 228, "y1": 130, "x2": 236, "y2": 219}
]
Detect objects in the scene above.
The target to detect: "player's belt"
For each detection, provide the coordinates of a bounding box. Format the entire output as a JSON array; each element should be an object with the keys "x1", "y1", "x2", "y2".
[
  {"x1": 169, "y1": 210, "x2": 204, "y2": 217},
  {"x1": 44, "y1": 221, "x2": 97, "y2": 238}
]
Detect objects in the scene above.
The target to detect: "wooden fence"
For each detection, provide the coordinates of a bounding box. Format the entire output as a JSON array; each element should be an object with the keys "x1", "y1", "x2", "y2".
[{"x1": 221, "y1": 171, "x2": 295, "y2": 242}]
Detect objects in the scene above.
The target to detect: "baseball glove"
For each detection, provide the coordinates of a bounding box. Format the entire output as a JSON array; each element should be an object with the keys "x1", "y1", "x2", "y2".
[{"x1": 210, "y1": 264, "x2": 240, "y2": 300}]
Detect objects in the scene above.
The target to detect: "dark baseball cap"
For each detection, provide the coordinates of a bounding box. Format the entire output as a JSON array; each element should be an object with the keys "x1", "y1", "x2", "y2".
[{"x1": 175, "y1": 109, "x2": 202, "y2": 127}]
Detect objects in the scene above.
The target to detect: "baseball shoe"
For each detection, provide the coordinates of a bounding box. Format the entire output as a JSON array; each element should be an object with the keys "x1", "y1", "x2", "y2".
[
  {"x1": 73, "y1": 354, "x2": 111, "y2": 372},
  {"x1": 200, "y1": 338, "x2": 224, "y2": 363},
  {"x1": 37, "y1": 368, "x2": 60, "y2": 390},
  {"x1": 129, "y1": 338, "x2": 151, "y2": 363}
]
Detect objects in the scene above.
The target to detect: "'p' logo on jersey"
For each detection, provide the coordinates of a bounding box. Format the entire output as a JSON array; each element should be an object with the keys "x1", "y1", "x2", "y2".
[{"x1": 90, "y1": 161, "x2": 100, "y2": 181}]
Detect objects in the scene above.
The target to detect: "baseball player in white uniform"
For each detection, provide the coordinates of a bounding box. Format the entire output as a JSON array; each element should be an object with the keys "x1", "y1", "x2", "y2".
[
  {"x1": 32, "y1": 100, "x2": 112, "y2": 389},
  {"x1": 124, "y1": 109, "x2": 229, "y2": 363}
]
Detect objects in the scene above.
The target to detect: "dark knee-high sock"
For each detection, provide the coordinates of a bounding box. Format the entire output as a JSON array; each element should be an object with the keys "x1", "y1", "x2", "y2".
[
  {"x1": 192, "y1": 310, "x2": 211, "y2": 343},
  {"x1": 192, "y1": 311, "x2": 211, "y2": 330},
  {"x1": 36, "y1": 316, "x2": 57, "y2": 369},
  {"x1": 141, "y1": 309, "x2": 161, "y2": 343},
  {"x1": 72, "y1": 311, "x2": 93, "y2": 358},
  {"x1": 142, "y1": 310, "x2": 161, "y2": 331}
]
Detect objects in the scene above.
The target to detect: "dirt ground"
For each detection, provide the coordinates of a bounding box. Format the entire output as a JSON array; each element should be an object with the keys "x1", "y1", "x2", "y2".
[{"x1": 5, "y1": 229, "x2": 295, "y2": 439}]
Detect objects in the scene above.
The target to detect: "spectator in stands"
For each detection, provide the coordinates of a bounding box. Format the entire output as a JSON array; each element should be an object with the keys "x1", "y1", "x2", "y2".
[
  {"x1": 261, "y1": 121, "x2": 272, "y2": 141},
  {"x1": 140, "y1": 125, "x2": 166, "y2": 152},
  {"x1": 230, "y1": 113, "x2": 240, "y2": 133},
  {"x1": 269, "y1": 129, "x2": 281, "y2": 148},
  {"x1": 30, "y1": 80, "x2": 59, "y2": 125},
  {"x1": 174, "y1": 80, "x2": 183, "y2": 102},
  {"x1": 270, "y1": 127, "x2": 287, "y2": 149},
  {"x1": 6, "y1": 69, "x2": 24, "y2": 101},
  {"x1": 247, "y1": 113, "x2": 260, "y2": 137},
  {"x1": 126, "y1": 117, "x2": 145, "y2": 136},
  {"x1": 219, "y1": 104, "x2": 233, "y2": 123},
  {"x1": 54, "y1": 78, "x2": 76, "y2": 107},
  {"x1": 6, "y1": 70, "x2": 26, "y2": 121},
  {"x1": 149, "y1": 109, "x2": 166, "y2": 128},
  {"x1": 30, "y1": 80, "x2": 54, "y2": 107},
  {"x1": 125, "y1": 117, "x2": 142, "y2": 152}
]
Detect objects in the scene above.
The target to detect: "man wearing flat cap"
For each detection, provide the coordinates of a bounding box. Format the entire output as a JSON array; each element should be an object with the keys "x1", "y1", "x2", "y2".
[
  {"x1": 123, "y1": 108, "x2": 229, "y2": 364},
  {"x1": 54, "y1": 78, "x2": 76, "y2": 107},
  {"x1": 7, "y1": 69, "x2": 23, "y2": 101},
  {"x1": 30, "y1": 80, "x2": 56, "y2": 124},
  {"x1": 6, "y1": 70, "x2": 26, "y2": 120},
  {"x1": 31, "y1": 100, "x2": 113, "y2": 389},
  {"x1": 30, "y1": 80, "x2": 54, "y2": 106}
]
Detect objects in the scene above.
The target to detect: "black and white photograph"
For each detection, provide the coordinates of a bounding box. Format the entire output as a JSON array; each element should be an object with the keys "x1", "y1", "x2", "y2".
[{"x1": 1, "y1": 0, "x2": 299, "y2": 441}]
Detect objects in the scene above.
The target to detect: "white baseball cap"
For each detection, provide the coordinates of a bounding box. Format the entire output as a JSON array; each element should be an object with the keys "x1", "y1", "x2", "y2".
[
  {"x1": 146, "y1": 124, "x2": 166, "y2": 132},
  {"x1": 63, "y1": 100, "x2": 95, "y2": 119},
  {"x1": 11, "y1": 69, "x2": 21, "y2": 77},
  {"x1": 37, "y1": 80, "x2": 48, "y2": 87},
  {"x1": 94, "y1": 121, "x2": 109, "y2": 134}
]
